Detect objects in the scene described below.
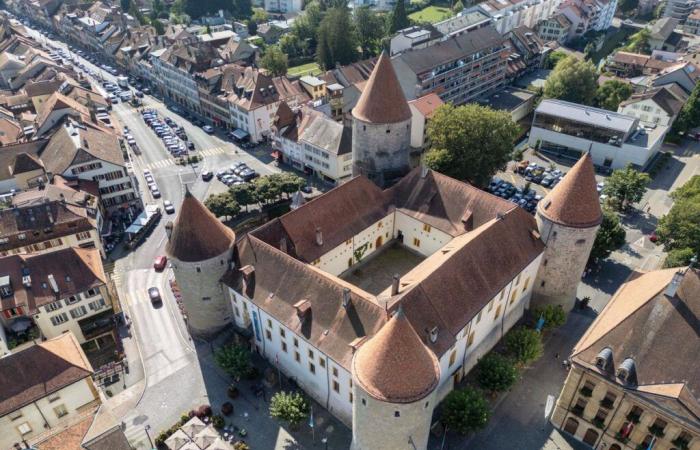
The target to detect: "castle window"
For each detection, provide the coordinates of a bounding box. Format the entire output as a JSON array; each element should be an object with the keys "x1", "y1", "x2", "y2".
[
  {"x1": 425, "y1": 402, "x2": 429, "y2": 409},
  {"x1": 294, "y1": 337, "x2": 299, "y2": 347},
  {"x1": 308, "y1": 349, "x2": 314, "y2": 360},
  {"x1": 541, "y1": 281, "x2": 546, "y2": 287},
  {"x1": 576, "y1": 239, "x2": 586, "y2": 245},
  {"x1": 362, "y1": 398, "x2": 367, "y2": 406},
  {"x1": 544, "y1": 259, "x2": 548, "y2": 266},
  {"x1": 333, "y1": 367, "x2": 339, "y2": 377},
  {"x1": 349, "y1": 393, "x2": 353, "y2": 403},
  {"x1": 265, "y1": 329, "x2": 272, "y2": 340},
  {"x1": 363, "y1": 125, "x2": 366, "y2": 131},
  {"x1": 320, "y1": 358, "x2": 326, "y2": 368},
  {"x1": 386, "y1": 129, "x2": 390, "y2": 134},
  {"x1": 333, "y1": 380, "x2": 340, "y2": 393},
  {"x1": 279, "y1": 328, "x2": 286, "y2": 338},
  {"x1": 234, "y1": 306, "x2": 240, "y2": 317},
  {"x1": 266, "y1": 319, "x2": 272, "y2": 328},
  {"x1": 281, "y1": 342, "x2": 288, "y2": 352},
  {"x1": 202, "y1": 297, "x2": 211, "y2": 302},
  {"x1": 309, "y1": 362, "x2": 316, "y2": 374},
  {"x1": 295, "y1": 351, "x2": 300, "y2": 363},
  {"x1": 196, "y1": 266, "x2": 201, "y2": 273}
]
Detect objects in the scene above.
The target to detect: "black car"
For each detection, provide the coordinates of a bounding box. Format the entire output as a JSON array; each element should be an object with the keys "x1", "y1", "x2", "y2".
[
  {"x1": 187, "y1": 142, "x2": 195, "y2": 150},
  {"x1": 202, "y1": 171, "x2": 214, "y2": 181},
  {"x1": 148, "y1": 287, "x2": 161, "y2": 304}
]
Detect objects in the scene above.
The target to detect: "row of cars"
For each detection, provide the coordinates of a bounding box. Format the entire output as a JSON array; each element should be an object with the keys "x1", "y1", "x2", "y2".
[
  {"x1": 142, "y1": 169, "x2": 176, "y2": 214},
  {"x1": 141, "y1": 109, "x2": 194, "y2": 157},
  {"x1": 487, "y1": 178, "x2": 543, "y2": 214},
  {"x1": 516, "y1": 161, "x2": 567, "y2": 188},
  {"x1": 215, "y1": 162, "x2": 259, "y2": 186}
]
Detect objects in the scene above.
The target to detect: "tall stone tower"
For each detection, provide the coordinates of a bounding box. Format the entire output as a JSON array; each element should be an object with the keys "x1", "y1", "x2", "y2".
[
  {"x1": 351, "y1": 307, "x2": 439, "y2": 450},
  {"x1": 352, "y1": 52, "x2": 412, "y2": 188},
  {"x1": 532, "y1": 154, "x2": 602, "y2": 311},
  {"x1": 165, "y1": 190, "x2": 236, "y2": 337}
]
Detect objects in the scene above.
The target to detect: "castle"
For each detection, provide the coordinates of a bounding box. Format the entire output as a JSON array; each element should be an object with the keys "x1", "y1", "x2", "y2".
[{"x1": 165, "y1": 52, "x2": 602, "y2": 450}]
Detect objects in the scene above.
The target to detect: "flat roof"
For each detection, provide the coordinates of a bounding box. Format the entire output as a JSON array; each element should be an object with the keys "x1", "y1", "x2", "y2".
[
  {"x1": 300, "y1": 76, "x2": 324, "y2": 86},
  {"x1": 478, "y1": 87, "x2": 535, "y2": 111},
  {"x1": 536, "y1": 99, "x2": 637, "y2": 134}
]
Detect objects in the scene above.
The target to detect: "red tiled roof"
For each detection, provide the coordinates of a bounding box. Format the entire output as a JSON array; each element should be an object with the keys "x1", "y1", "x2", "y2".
[{"x1": 352, "y1": 52, "x2": 411, "y2": 124}]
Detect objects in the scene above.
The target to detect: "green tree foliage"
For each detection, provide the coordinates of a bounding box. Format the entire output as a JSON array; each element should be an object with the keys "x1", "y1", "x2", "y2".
[
  {"x1": 153, "y1": 19, "x2": 166, "y2": 35},
  {"x1": 453, "y1": 0, "x2": 465, "y2": 12},
  {"x1": 215, "y1": 344, "x2": 253, "y2": 380},
  {"x1": 543, "y1": 50, "x2": 567, "y2": 69},
  {"x1": 354, "y1": 6, "x2": 385, "y2": 58},
  {"x1": 672, "y1": 82, "x2": 700, "y2": 134},
  {"x1": 204, "y1": 192, "x2": 241, "y2": 219},
  {"x1": 618, "y1": 0, "x2": 639, "y2": 12},
  {"x1": 657, "y1": 176, "x2": 700, "y2": 258},
  {"x1": 602, "y1": 165, "x2": 651, "y2": 210},
  {"x1": 663, "y1": 247, "x2": 696, "y2": 268},
  {"x1": 441, "y1": 388, "x2": 491, "y2": 435},
  {"x1": 531, "y1": 305, "x2": 567, "y2": 330},
  {"x1": 476, "y1": 353, "x2": 518, "y2": 393},
  {"x1": 505, "y1": 327, "x2": 543, "y2": 365},
  {"x1": 625, "y1": 28, "x2": 650, "y2": 53},
  {"x1": 229, "y1": 183, "x2": 258, "y2": 211},
  {"x1": 595, "y1": 80, "x2": 633, "y2": 111},
  {"x1": 590, "y1": 208, "x2": 626, "y2": 260},
  {"x1": 253, "y1": 175, "x2": 283, "y2": 204},
  {"x1": 121, "y1": 0, "x2": 131, "y2": 11},
  {"x1": 275, "y1": 172, "x2": 306, "y2": 196},
  {"x1": 316, "y1": 7, "x2": 358, "y2": 69},
  {"x1": 251, "y1": 7, "x2": 269, "y2": 23},
  {"x1": 260, "y1": 45, "x2": 288, "y2": 76},
  {"x1": 269, "y1": 391, "x2": 310, "y2": 427},
  {"x1": 543, "y1": 56, "x2": 598, "y2": 105},
  {"x1": 234, "y1": 0, "x2": 253, "y2": 19},
  {"x1": 424, "y1": 104, "x2": 518, "y2": 187},
  {"x1": 388, "y1": 0, "x2": 410, "y2": 34},
  {"x1": 293, "y1": 1, "x2": 324, "y2": 51}
]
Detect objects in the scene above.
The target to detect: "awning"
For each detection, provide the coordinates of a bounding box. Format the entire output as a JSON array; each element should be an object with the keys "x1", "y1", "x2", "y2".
[
  {"x1": 232, "y1": 129, "x2": 249, "y2": 140},
  {"x1": 270, "y1": 150, "x2": 281, "y2": 159}
]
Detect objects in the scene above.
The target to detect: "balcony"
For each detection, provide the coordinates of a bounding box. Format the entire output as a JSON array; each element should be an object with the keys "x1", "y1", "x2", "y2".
[
  {"x1": 592, "y1": 417, "x2": 606, "y2": 429},
  {"x1": 626, "y1": 411, "x2": 641, "y2": 423},
  {"x1": 648, "y1": 425, "x2": 666, "y2": 438},
  {"x1": 671, "y1": 437, "x2": 690, "y2": 450},
  {"x1": 614, "y1": 432, "x2": 630, "y2": 444}
]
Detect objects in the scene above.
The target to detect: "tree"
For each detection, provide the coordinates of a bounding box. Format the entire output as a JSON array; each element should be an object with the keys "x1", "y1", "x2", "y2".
[
  {"x1": 590, "y1": 208, "x2": 626, "y2": 260},
  {"x1": 260, "y1": 46, "x2": 288, "y2": 76},
  {"x1": 354, "y1": 6, "x2": 385, "y2": 58},
  {"x1": 269, "y1": 391, "x2": 310, "y2": 428},
  {"x1": 153, "y1": 19, "x2": 166, "y2": 35},
  {"x1": 657, "y1": 176, "x2": 700, "y2": 256},
  {"x1": 253, "y1": 175, "x2": 283, "y2": 204},
  {"x1": 543, "y1": 56, "x2": 598, "y2": 105},
  {"x1": 277, "y1": 172, "x2": 306, "y2": 197},
  {"x1": 531, "y1": 305, "x2": 567, "y2": 330},
  {"x1": 625, "y1": 28, "x2": 650, "y2": 53},
  {"x1": 388, "y1": 0, "x2": 410, "y2": 34},
  {"x1": 316, "y1": 7, "x2": 359, "y2": 69},
  {"x1": 214, "y1": 344, "x2": 253, "y2": 380},
  {"x1": 663, "y1": 247, "x2": 696, "y2": 268},
  {"x1": 504, "y1": 327, "x2": 543, "y2": 366},
  {"x1": 673, "y1": 82, "x2": 700, "y2": 134},
  {"x1": 230, "y1": 184, "x2": 258, "y2": 211},
  {"x1": 121, "y1": 0, "x2": 131, "y2": 11},
  {"x1": 293, "y1": 0, "x2": 324, "y2": 51},
  {"x1": 204, "y1": 192, "x2": 241, "y2": 220},
  {"x1": 452, "y1": 0, "x2": 465, "y2": 12},
  {"x1": 251, "y1": 8, "x2": 269, "y2": 23},
  {"x1": 476, "y1": 353, "x2": 518, "y2": 393},
  {"x1": 233, "y1": 0, "x2": 253, "y2": 19},
  {"x1": 424, "y1": 104, "x2": 518, "y2": 187},
  {"x1": 544, "y1": 50, "x2": 567, "y2": 69},
  {"x1": 595, "y1": 80, "x2": 633, "y2": 111},
  {"x1": 441, "y1": 388, "x2": 491, "y2": 435},
  {"x1": 602, "y1": 165, "x2": 651, "y2": 210},
  {"x1": 618, "y1": 0, "x2": 639, "y2": 12}
]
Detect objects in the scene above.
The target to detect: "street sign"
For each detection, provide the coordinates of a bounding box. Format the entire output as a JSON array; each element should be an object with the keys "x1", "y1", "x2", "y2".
[{"x1": 545, "y1": 394, "x2": 555, "y2": 420}]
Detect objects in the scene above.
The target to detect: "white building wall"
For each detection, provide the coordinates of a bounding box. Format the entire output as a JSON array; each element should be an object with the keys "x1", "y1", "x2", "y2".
[
  {"x1": 409, "y1": 106, "x2": 427, "y2": 148},
  {"x1": 0, "y1": 324, "x2": 8, "y2": 356},
  {"x1": 0, "y1": 378, "x2": 98, "y2": 450},
  {"x1": 618, "y1": 99, "x2": 673, "y2": 126},
  {"x1": 394, "y1": 211, "x2": 452, "y2": 257},
  {"x1": 0, "y1": 228, "x2": 103, "y2": 259},
  {"x1": 33, "y1": 286, "x2": 110, "y2": 344},
  {"x1": 62, "y1": 159, "x2": 139, "y2": 213}
]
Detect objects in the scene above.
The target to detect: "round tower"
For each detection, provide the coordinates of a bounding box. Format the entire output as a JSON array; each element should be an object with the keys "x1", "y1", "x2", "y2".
[
  {"x1": 352, "y1": 52, "x2": 412, "y2": 188},
  {"x1": 532, "y1": 154, "x2": 602, "y2": 311},
  {"x1": 351, "y1": 307, "x2": 439, "y2": 450},
  {"x1": 165, "y1": 190, "x2": 235, "y2": 337}
]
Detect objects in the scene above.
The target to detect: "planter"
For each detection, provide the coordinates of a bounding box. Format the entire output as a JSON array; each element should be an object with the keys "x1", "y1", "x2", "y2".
[
  {"x1": 227, "y1": 384, "x2": 240, "y2": 399},
  {"x1": 221, "y1": 402, "x2": 234, "y2": 416}
]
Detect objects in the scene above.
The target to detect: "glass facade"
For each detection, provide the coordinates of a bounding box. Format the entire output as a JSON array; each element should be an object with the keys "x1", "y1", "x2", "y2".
[{"x1": 533, "y1": 112, "x2": 626, "y2": 147}]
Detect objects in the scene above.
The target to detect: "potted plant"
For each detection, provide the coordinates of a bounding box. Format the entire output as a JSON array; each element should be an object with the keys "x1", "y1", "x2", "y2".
[
  {"x1": 221, "y1": 402, "x2": 234, "y2": 416},
  {"x1": 227, "y1": 384, "x2": 240, "y2": 399}
]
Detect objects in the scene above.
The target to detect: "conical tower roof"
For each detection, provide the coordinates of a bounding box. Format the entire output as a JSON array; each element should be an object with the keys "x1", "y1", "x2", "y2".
[
  {"x1": 538, "y1": 153, "x2": 602, "y2": 228},
  {"x1": 165, "y1": 190, "x2": 235, "y2": 262},
  {"x1": 352, "y1": 52, "x2": 412, "y2": 124},
  {"x1": 353, "y1": 307, "x2": 439, "y2": 403}
]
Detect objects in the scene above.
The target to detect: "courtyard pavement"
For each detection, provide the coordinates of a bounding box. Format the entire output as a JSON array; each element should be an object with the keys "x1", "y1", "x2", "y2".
[{"x1": 340, "y1": 242, "x2": 425, "y2": 295}]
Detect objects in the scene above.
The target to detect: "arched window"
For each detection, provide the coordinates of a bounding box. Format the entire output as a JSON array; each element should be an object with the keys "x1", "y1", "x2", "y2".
[
  {"x1": 564, "y1": 417, "x2": 579, "y2": 435},
  {"x1": 609, "y1": 445, "x2": 621, "y2": 450},
  {"x1": 583, "y1": 428, "x2": 599, "y2": 445}
]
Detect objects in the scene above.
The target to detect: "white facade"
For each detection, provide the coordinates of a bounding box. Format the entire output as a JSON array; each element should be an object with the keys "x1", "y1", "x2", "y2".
[
  {"x1": 618, "y1": 98, "x2": 675, "y2": 126},
  {"x1": 152, "y1": 56, "x2": 202, "y2": 114},
  {"x1": 0, "y1": 324, "x2": 7, "y2": 356},
  {"x1": 33, "y1": 285, "x2": 111, "y2": 344},
  {"x1": 0, "y1": 227, "x2": 104, "y2": 259},
  {"x1": 476, "y1": 0, "x2": 565, "y2": 34},
  {"x1": 229, "y1": 102, "x2": 276, "y2": 144},
  {"x1": 63, "y1": 158, "x2": 139, "y2": 213},
  {"x1": 264, "y1": 0, "x2": 303, "y2": 13},
  {"x1": 0, "y1": 377, "x2": 98, "y2": 450}
]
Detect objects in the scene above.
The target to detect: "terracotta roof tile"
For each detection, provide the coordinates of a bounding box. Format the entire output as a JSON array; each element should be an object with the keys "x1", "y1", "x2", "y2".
[
  {"x1": 537, "y1": 153, "x2": 602, "y2": 228},
  {"x1": 352, "y1": 52, "x2": 411, "y2": 124},
  {"x1": 408, "y1": 93, "x2": 444, "y2": 119},
  {"x1": 166, "y1": 190, "x2": 235, "y2": 262},
  {"x1": 353, "y1": 307, "x2": 439, "y2": 403}
]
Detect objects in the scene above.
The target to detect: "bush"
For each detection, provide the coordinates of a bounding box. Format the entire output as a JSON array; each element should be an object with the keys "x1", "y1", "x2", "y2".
[
  {"x1": 663, "y1": 247, "x2": 696, "y2": 268},
  {"x1": 215, "y1": 344, "x2": 253, "y2": 380},
  {"x1": 195, "y1": 405, "x2": 212, "y2": 418},
  {"x1": 211, "y1": 415, "x2": 225, "y2": 429},
  {"x1": 505, "y1": 327, "x2": 544, "y2": 366},
  {"x1": 531, "y1": 305, "x2": 567, "y2": 330},
  {"x1": 441, "y1": 387, "x2": 491, "y2": 435},
  {"x1": 269, "y1": 391, "x2": 309, "y2": 428},
  {"x1": 476, "y1": 353, "x2": 518, "y2": 393},
  {"x1": 221, "y1": 402, "x2": 234, "y2": 416},
  {"x1": 233, "y1": 442, "x2": 250, "y2": 450}
]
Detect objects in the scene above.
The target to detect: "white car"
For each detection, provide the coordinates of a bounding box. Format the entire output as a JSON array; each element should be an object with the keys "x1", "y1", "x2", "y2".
[{"x1": 163, "y1": 200, "x2": 175, "y2": 214}]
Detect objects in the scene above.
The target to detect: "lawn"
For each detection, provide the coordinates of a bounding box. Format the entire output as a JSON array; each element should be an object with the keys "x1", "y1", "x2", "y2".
[
  {"x1": 409, "y1": 5, "x2": 453, "y2": 23},
  {"x1": 288, "y1": 62, "x2": 322, "y2": 77}
]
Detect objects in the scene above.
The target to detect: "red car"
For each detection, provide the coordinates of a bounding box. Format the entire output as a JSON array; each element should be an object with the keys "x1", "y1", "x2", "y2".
[
  {"x1": 153, "y1": 255, "x2": 168, "y2": 271},
  {"x1": 649, "y1": 232, "x2": 659, "y2": 243}
]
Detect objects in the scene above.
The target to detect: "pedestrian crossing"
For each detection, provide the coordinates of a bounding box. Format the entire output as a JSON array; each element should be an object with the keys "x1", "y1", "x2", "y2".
[{"x1": 140, "y1": 147, "x2": 227, "y2": 170}]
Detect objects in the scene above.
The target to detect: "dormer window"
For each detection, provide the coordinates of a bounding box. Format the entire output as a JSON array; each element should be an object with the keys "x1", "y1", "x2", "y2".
[
  {"x1": 595, "y1": 347, "x2": 612, "y2": 370},
  {"x1": 0, "y1": 276, "x2": 12, "y2": 298},
  {"x1": 617, "y1": 358, "x2": 636, "y2": 384}
]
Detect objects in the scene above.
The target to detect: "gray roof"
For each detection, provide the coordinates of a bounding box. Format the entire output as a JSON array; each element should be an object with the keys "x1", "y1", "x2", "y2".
[
  {"x1": 299, "y1": 110, "x2": 352, "y2": 156},
  {"x1": 536, "y1": 99, "x2": 637, "y2": 134},
  {"x1": 394, "y1": 25, "x2": 503, "y2": 75},
  {"x1": 650, "y1": 17, "x2": 679, "y2": 40}
]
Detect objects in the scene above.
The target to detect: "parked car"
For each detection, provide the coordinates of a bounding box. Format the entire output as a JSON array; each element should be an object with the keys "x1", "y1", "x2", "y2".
[
  {"x1": 152, "y1": 189, "x2": 161, "y2": 198},
  {"x1": 202, "y1": 125, "x2": 214, "y2": 134},
  {"x1": 148, "y1": 287, "x2": 162, "y2": 304},
  {"x1": 153, "y1": 255, "x2": 167, "y2": 271},
  {"x1": 163, "y1": 200, "x2": 175, "y2": 214},
  {"x1": 202, "y1": 171, "x2": 214, "y2": 181}
]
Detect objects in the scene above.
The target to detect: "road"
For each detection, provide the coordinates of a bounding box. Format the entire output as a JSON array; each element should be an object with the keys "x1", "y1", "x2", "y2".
[{"x1": 23, "y1": 25, "x2": 286, "y2": 447}]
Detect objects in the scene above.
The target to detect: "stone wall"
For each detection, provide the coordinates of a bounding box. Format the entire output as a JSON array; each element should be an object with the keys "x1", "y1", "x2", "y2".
[{"x1": 352, "y1": 117, "x2": 411, "y2": 188}]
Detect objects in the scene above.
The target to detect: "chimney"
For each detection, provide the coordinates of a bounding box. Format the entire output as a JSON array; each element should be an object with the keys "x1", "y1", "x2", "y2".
[
  {"x1": 428, "y1": 326, "x2": 438, "y2": 343},
  {"x1": 315, "y1": 227, "x2": 323, "y2": 246},
  {"x1": 391, "y1": 274, "x2": 400, "y2": 296},
  {"x1": 664, "y1": 270, "x2": 685, "y2": 297},
  {"x1": 342, "y1": 288, "x2": 351, "y2": 309}
]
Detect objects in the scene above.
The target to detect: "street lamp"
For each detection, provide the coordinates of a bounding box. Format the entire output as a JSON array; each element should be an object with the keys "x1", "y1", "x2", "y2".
[
  {"x1": 321, "y1": 437, "x2": 328, "y2": 450},
  {"x1": 144, "y1": 424, "x2": 154, "y2": 449}
]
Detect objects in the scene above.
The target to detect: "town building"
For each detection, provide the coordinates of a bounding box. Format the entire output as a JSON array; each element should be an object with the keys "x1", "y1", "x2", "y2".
[
  {"x1": 0, "y1": 333, "x2": 100, "y2": 450},
  {"x1": 683, "y1": 8, "x2": 700, "y2": 33},
  {"x1": 264, "y1": 0, "x2": 303, "y2": 13},
  {"x1": 648, "y1": 17, "x2": 683, "y2": 52},
  {"x1": 272, "y1": 103, "x2": 353, "y2": 184},
  {"x1": 477, "y1": 86, "x2": 537, "y2": 123},
  {"x1": 528, "y1": 99, "x2": 668, "y2": 170},
  {"x1": 391, "y1": 25, "x2": 509, "y2": 107},
  {"x1": 470, "y1": 0, "x2": 566, "y2": 34},
  {"x1": 664, "y1": 0, "x2": 699, "y2": 22},
  {"x1": 551, "y1": 267, "x2": 700, "y2": 450},
  {"x1": 617, "y1": 85, "x2": 686, "y2": 126},
  {"x1": 537, "y1": 13, "x2": 573, "y2": 44},
  {"x1": 559, "y1": 0, "x2": 617, "y2": 40},
  {"x1": 407, "y1": 93, "x2": 444, "y2": 149}
]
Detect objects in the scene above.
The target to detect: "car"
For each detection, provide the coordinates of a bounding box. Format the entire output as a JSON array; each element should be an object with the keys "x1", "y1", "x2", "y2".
[
  {"x1": 202, "y1": 171, "x2": 214, "y2": 181},
  {"x1": 145, "y1": 175, "x2": 154, "y2": 184},
  {"x1": 135, "y1": 90, "x2": 144, "y2": 98},
  {"x1": 216, "y1": 170, "x2": 230, "y2": 180},
  {"x1": 152, "y1": 189, "x2": 161, "y2": 198},
  {"x1": 153, "y1": 255, "x2": 168, "y2": 271},
  {"x1": 240, "y1": 170, "x2": 259, "y2": 182},
  {"x1": 143, "y1": 88, "x2": 151, "y2": 95},
  {"x1": 540, "y1": 175, "x2": 555, "y2": 187},
  {"x1": 649, "y1": 231, "x2": 659, "y2": 243},
  {"x1": 148, "y1": 287, "x2": 162, "y2": 304},
  {"x1": 202, "y1": 125, "x2": 214, "y2": 134},
  {"x1": 163, "y1": 200, "x2": 175, "y2": 214},
  {"x1": 300, "y1": 185, "x2": 312, "y2": 194}
]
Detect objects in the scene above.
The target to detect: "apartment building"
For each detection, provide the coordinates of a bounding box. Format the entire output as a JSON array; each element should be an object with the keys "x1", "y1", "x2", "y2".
[
  {"x1": 537, "y1": 13, "x2": 573, "y2": 44},
  {"x1": 551, "y1": 267, "x2": 699, "y2": 450},
  {"x1": 0, "y1": 333, "x2": 99, "y2": 450},
  {"x1": 560, "y1": 0, "x2": 617, "y2": 40},
  {"x1": 264, "y1": 0, "x2": 303, "y2": 13},
  {"x1": 408, "y1": 93, "x2": 444, "y2": 149},
  {"x1": 617, "y1": 86, "x2": 686, "y2": 126},
  {"x1": 39, "y1": 120, "x2": 140, "y2": 215},
  {"x1": 683, "y1": 8, "x2": 700, "y2": 33},
  {"x1": 272, "y1": 103, "x2": 353, "y2": 183},
  {"x1": 665, "y1": 0, "x2": 699, "y2": 21},
  {"x1": 473, "y1": 0, "x2": 565, "y2": 34},
  {"x1": 391, "y1": 25, "x2": 509, "y2": 106}
]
